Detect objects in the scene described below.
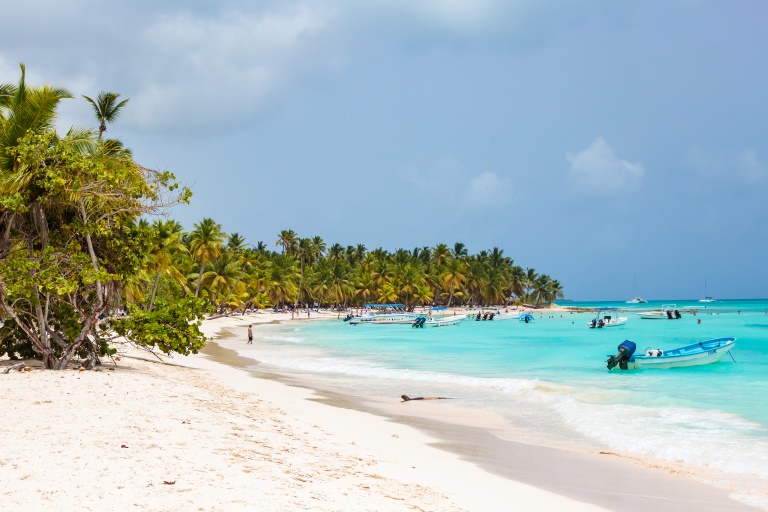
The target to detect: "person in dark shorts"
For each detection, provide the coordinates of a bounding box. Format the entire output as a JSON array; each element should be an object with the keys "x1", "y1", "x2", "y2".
[{"x1": 247, "y1": 325, "x2": 253, "y2": 344}]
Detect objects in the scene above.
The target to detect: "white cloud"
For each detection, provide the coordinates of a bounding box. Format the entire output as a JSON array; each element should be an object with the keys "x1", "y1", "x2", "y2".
[
  {"x1": 463, "y1": 171, "x2": 511, "y2": 208},
  {"x1": 128, "y1": 5, "x2": 333, "y2": 130},
  {"x1": 566, "y1": 137, "x2": 644, "y2": 195},
  {"x1": 406, "y1": 158, "x2": 512, "y2": 212}
]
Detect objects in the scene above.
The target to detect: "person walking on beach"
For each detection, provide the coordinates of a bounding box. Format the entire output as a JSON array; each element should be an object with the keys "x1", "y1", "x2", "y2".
[{"x1": 247, "y1": 325, "x2": 253, "y2": 344}]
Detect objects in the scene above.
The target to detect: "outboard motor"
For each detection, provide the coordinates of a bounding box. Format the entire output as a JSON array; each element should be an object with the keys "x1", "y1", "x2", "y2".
[
  {"x1": 674, "y1": 310, "x2": 681, "y2": 319},
  {"x1": 597, "y1": 319, "x2": 605, "y2": 328},
  {"x1": 489, "y1": 313, "x2": 495, "y2": 320},
  {"x1": 590, "y1": 319, "x2": 597, "y2": 329},
  {"x1": 607, "y1": 340, "x2": 637, "y2": 370},
  {"x1": 666, "y1": 310, "x2": 674, "y2": 319},
  {"x1": 524, "y1": 316, "x2": 530, "y2": 323},
  {"x1": 476, "y1": 312, "x2": 481, "y2": 321}
]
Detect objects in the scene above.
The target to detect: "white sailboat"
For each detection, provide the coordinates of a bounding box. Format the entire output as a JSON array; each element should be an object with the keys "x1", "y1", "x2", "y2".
[
  {"x1": 699, "y1": 280, "x2": 716, "y2": 303},
  {"x1": 626, "y1": 276, "x2": 647, "y2": 304}
]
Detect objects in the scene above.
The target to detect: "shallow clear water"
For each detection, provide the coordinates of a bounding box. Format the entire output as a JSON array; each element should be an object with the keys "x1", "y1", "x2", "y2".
[{"x1": 238, "y1": 299, "x2": 768, "y2": 505}]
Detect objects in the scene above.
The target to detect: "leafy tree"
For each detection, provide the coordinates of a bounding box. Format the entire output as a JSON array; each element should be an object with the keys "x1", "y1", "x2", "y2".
[
  {"x1": 0, "y1": 67, "x2": 193, "y2": 369},
  {"x1": 109, "y1": 298, "x2": 208, "y2": 355}
]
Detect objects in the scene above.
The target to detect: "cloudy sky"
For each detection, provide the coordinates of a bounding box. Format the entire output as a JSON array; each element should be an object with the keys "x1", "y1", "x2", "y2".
[{"x1": 3, "y1": 1, "x2": 767, "y2": 301}]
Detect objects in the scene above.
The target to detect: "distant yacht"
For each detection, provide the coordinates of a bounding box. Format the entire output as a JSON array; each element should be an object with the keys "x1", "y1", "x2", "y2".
[
  {"x1": 699, "y1": 281, "x2": 716, "y2": 303},
  {"x1": 626, "y1": 275, "x2": 647, "y2": 304}
]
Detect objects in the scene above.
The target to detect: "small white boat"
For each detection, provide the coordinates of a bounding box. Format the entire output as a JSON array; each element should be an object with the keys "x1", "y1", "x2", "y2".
[
  {"x1": 589, "y1": 309, "x2": 627, "y2": 328},
  {"x1": 625, "y1": 297, "x2": 648, "y2": 304},
  {"x1": 607, "y1": 338, "x2": 736, "y2": 370},
  {"x1": 412, "y1": 315, "x2": 463, "y2": 328},
  {"x1": 637, "y1": 304, "x2": 682, "y2": 320},
  {"x1": 347, "y1": 303, "x2": 421, "y2": 325},
  {"x1": 426, "y1": 316, "x2": 464, "y2": 327}
]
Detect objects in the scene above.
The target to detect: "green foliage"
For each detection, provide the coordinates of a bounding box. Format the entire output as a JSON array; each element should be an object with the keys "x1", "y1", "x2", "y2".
[
  {"x1": 0, "y1": 320, "x2": 38, "y2": 360},
  {"x1": 0, "y1": 66, "x2": 193, "y2": 369},
  {"x1": 108, "y1": 298, "x2": 209, "y2": 355}
]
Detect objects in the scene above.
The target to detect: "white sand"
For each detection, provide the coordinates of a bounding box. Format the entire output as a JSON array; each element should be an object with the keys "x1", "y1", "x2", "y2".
[{"x1": 0, "y1": 310, "x2": 607, "y2": 512}]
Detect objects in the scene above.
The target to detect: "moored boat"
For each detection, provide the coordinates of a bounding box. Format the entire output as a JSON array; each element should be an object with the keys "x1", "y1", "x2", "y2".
[
  {"x1": 606, "y1": 337, "x2": 736, "y2": 370},
  {"x1": 468, "y1": 308, "x2": 506, "y2": 321},
  {"x1": 347, "y1": 303, "x2": 421, "y2": 325},
  {"x1": 412, "y1": 315, "x2": 463, "y2": 328},
  {"x1": 637, "y1": 304, "x2": 681, "y2": 320},
  {"x1": 589, "y1": 308, "x2": 627, "y2": 328},
  {"x1": 519, "y1": 313, "x2": 534, "y2": 323},
  {"x1": 625, "y1": 297, "x2": 648, "y2": 304}
]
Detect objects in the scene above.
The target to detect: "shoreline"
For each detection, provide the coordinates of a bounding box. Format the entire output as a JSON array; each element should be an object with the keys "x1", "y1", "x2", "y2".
[
  {"x1": 182, "y1": 314, "x2": 611, "y2": 510},
  {"x1": 1, "y1": 310, "x2": 761, "y2": 511},
  {"x1": 193, "y1": 313, "x2": 759, "y2": 511}
]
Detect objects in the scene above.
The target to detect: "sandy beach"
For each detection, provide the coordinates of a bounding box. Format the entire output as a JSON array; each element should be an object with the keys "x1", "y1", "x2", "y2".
[{"x1": 0, "y1": 310, "x2": 759, "y2": 511}]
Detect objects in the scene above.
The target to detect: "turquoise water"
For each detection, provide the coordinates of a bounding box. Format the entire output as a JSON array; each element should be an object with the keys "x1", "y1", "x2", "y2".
[{"x1": 240, "y1": 299, "x2": 768, "y2": 506}]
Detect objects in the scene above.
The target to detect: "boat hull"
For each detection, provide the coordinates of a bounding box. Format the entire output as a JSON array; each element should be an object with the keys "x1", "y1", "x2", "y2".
[
  {"x1": 589, "y1": 317, "x2": 628, "y2": 328},
  {"x1": 425, "y1": 317, "x2": 463, "y2": 327},
  {"x1": 348, "y1": 313, "x2": 420, "y2": 325},
  {"x1": 611, "y1": 337, "x2": 736, "y2": 370}
]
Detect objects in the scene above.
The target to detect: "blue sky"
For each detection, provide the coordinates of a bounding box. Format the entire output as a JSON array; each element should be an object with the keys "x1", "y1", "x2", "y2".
[{"x1": 2, "y1": 1, "x2": 767, "y2": 300}]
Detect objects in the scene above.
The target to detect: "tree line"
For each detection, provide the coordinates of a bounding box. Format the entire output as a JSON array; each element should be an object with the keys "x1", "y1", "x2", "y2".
[
  {"x1": 161, "y1": 224, "x2": 565, "y2": 315},
  {"x1": 0, "y1": 65, "x2": 563, "y2": 370}
]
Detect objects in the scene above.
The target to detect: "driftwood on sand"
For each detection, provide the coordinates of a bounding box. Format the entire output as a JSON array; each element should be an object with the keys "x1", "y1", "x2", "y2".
[{"x1": 2, "y1": 363, "x2": 27, "y2": 374}]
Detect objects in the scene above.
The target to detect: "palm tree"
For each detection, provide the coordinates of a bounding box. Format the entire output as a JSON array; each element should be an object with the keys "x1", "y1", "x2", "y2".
[
  {"x1": 262, "y1": 254, "x2": 299, "y2": 309},
  {"x1": 276, "y1": 229, "x2": 298, "y2": 255},
  {"x1": 295, "y1": 237, "x2": 313, "y2": 307},
  {"x1": 82, "y1": 91, "x2": 129, "y2": 139},
  {"x1": 353, "y1": 269, "x2": 378, "y2": 304},
  {"x1": 524, "y1": 268, "x2": 538, "y2": 302},
  {"x1": 532, "y1": 274, "x2": 552, "y2": 306},
  {"x1": 431, "y1": 243, "x2": 451, "y2": 267},
  {"x1": 189, "y1": 218, "x2": 226, "y2": 298},
  {"x1": 147, "y1": 219, "x2": 186, "y2": 310},
  {"x1": 327, "y1": 243, "x2": 344, "y2": 261},
  {"x1": 310, "y1": 235, "x2": 326, "y2": 264},
  {"x1": 546, "y1": 279, "x2": 565, "y2": 304},
  {"x1": 226, "y1": 233, "x2": 247, "y2": 253},
  {"x1": 0, "y1": 63, "x2": 73, "y2": 177},
  {"x1": 452, "y1": 242, "x2": 468, "y2": 259},
  {"x1": 440, "y1": 258, "x2": 468, "y2": 307},
  {"x1": 200, "y1": 252, "x2": 243, "y2": 309}
]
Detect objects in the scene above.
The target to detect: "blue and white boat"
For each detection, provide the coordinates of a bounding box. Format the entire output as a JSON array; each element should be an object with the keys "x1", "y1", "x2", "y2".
[
  {"x1": 519, "y1": 313, "x2": 535, "y2": 323},
  {"x1": 606, "y1": 337, "x2": 736, "y2": 370}
]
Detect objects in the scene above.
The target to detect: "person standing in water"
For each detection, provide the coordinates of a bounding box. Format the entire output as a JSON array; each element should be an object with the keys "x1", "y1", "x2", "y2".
[{"x1": 247, "y1": 325, "x2": 253, "y2": 344}]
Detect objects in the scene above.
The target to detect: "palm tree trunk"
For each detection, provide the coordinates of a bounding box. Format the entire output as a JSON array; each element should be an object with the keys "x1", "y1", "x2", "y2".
[
  {"x1": 149, "y1": 271, "x2": 161, "y2": 311},
  {"x1": 195, "y1": 261, "x2": 206, "y2": 298}
]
